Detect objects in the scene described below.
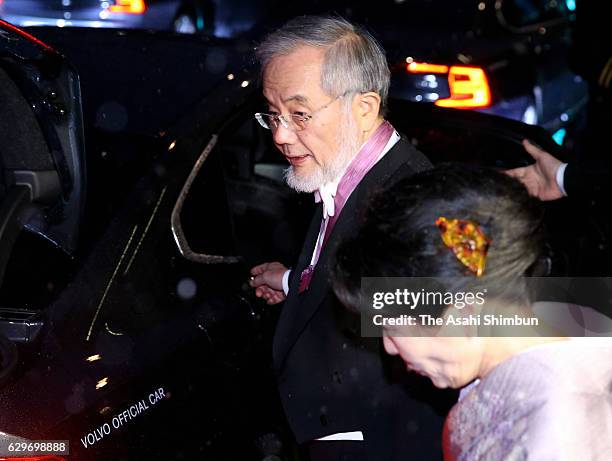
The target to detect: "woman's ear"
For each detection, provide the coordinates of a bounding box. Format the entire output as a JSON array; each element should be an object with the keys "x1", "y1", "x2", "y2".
[
  {"x1": 462, "y1": 303, "x2": 483, "y2": 337},
  {"x1": 439, "y1": 302, "x2": 483, "y2": 337}
]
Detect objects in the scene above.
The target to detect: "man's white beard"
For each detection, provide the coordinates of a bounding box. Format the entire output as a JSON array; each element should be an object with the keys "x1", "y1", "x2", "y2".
[{"x1": 284, "y1": 112, "x2": 361, "y2": 193}]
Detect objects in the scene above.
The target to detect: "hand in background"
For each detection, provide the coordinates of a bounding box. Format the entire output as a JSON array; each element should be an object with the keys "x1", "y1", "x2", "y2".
[
  {"x1": 250, "y1": 261, "x2": 288, "y2": 305},
  {"x1": 506, "y1": 140, "x2": 565, "y2": 201}
]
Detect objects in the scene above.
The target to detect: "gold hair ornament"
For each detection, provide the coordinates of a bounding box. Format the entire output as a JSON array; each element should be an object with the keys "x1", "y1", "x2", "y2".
[{"x1": 435, "y1": 217, "x2": 491, "y2": 277}]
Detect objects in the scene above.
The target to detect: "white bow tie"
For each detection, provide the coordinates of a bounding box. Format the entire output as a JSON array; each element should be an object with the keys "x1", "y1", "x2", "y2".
[{"x1": 315, "y1": 179, "x2": 340, "y2": 220}]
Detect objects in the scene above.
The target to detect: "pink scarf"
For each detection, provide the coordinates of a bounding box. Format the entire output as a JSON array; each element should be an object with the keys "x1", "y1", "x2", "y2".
[{"x1": 299, "y1": 120, "x2": 395, "y2": 293}]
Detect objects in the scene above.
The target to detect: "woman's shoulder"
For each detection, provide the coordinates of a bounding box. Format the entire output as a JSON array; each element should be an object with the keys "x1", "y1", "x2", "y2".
[
  {"x1": 489, "y1": 338, "x2": 612, "y2": 395},
  {"x1": 445, "y1": 340, "x2": 612, "y2": 460},
  {"x1": 487, "y1": 339, "x2": 612, "y2": 458},
  {"x1": 525, "y1": 358, "x2": 612, "y2": 460}
]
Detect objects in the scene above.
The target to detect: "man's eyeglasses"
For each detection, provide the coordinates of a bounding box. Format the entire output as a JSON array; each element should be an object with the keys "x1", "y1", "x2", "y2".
[{"x1": 254, "y1": 93, "x2": 346, "y2": 132}]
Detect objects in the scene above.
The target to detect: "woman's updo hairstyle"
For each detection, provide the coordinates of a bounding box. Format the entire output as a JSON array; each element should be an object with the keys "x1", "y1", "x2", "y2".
[{"x1": 333, "y1": 163, "x2": 546, "y2": 313}]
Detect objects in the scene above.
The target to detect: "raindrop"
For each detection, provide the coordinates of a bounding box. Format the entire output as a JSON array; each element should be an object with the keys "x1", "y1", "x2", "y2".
[
  {"x1": 154, "y1": 163, "x2": 167, "y2": 178},
  {"x1": 95, "y1": 101, "x2": 129, "y2": 133},
  {"x1": 177, "y1": 278, "x2": 197, "y2": 300},
  {"x1": 205, "y1": 49, "x2": 228, "y2": 74}
]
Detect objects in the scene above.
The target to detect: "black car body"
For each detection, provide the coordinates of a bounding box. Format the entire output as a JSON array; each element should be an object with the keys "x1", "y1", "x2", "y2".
[{"x1": 0, "y1": 21, "x2": 608, "y2": 460}]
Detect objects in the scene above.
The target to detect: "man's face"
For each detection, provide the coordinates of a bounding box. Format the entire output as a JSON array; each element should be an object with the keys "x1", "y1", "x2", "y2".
[{"x1": 262, "y1": 45, "x2": 360, "y2": 192}]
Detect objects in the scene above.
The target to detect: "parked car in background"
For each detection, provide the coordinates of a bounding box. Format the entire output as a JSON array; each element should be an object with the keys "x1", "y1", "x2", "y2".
[
  {"x1": 0, "y1": 0, "x2": 270, "y2": 36},
  {"x1": 0, "y1": 19, "x2": 608, "y2": 460},
  {"x1": 265, "y1": 0, "x2": 588, "y2": 145},
  {"x1": 2, "y1": 0, "x2": 588, "y2": 145}
]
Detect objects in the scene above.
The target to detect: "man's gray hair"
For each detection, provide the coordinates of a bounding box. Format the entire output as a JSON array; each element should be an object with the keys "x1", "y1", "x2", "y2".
[{"x1": 256, "y1": 16, "x2": 390, "y2": 114}]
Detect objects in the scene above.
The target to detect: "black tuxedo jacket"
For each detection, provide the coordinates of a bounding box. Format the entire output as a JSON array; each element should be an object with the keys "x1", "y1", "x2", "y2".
[
  {"x1": 273, "y1": 138, "x2": 454, "y2": 458},
  {"x1": 564, "y1": 161, "x2": 611, "y2": 198}
]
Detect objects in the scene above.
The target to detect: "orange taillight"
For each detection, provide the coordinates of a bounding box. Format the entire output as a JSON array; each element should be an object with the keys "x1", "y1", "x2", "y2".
[
  {"x1": 406, "y1": 62, "x2": 449, "y2": 74},
  {"x1": 406, "y1": 61, "x2": 491, "y2": 109},
  {"x1": 109, "y1": 0, "x2": 146, "y2": 14},
  {"x1": 435, "y1": 66, "x2": 491, "y2": 109}
]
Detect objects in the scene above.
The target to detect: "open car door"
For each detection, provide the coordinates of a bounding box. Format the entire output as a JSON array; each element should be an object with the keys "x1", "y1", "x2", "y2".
[
  {"x1": 0, "y1": 20, "x2": 86, "y2": 282},
  {"x1": 0, "y1": 21, "x2": 86, "y2": 350}
]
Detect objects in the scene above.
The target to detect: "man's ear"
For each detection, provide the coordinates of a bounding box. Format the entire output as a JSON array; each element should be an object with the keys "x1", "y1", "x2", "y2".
[{"x1": 353, "y1": 92, "x2": 382, "y2": 132}]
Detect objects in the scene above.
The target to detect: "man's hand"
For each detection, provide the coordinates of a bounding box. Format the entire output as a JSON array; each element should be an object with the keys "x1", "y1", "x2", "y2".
[
  {"x1": 250, "y1": 262, "x2": 288, "y2": 305},
  {"x1": 505, "y1": 139, "x2": 564, "y2": 201}
]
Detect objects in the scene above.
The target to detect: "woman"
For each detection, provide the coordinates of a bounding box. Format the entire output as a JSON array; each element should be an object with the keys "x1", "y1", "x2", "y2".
[{"x1": 332, "y1": 164, "x2": 612, "y2": 460}]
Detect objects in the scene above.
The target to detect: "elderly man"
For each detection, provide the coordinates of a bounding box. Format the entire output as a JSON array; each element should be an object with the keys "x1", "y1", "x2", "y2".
[{"x1": 249, "y1": 16, "x2": 451, "y2": 459}]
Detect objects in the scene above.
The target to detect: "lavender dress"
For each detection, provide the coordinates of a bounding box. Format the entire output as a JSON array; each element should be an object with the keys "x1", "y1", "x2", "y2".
[{"x1": 443, "y1": 339, "x2": 612, "y2": 460}]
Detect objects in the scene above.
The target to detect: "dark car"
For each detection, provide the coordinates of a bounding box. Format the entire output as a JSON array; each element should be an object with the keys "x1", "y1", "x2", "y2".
[
  {"x1": 2, "y1": 0, "x2": 589, "y2": 144},
  {"x1": 0, "y1": 20, "x2": 608, "y2": 460},
  {"x1": 265, "y1": 0, "x2": 588, "y2": 145},
  {"x1": 0, "y1": 0, "x2": 268, "y2": 36}
]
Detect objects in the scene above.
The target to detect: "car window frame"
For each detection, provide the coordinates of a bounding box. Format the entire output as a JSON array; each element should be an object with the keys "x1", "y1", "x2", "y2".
[{"x1": 170, "y1": 134, "x2": 240, "y2": 265}]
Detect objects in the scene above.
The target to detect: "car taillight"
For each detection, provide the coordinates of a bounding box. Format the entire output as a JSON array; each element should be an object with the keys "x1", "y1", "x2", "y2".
[
  {"x1": 406, "y1": 61, "x2": 491, "y2": 109},
  {"x1": 109, "y1": 0, "x2": 146, "y2": 14},
  {"x1": 407, "y1": 62, "x2": 449, "y2": 74},
  {"x1": 436, "y1": 66, "x2": 491, "y2": 108}
]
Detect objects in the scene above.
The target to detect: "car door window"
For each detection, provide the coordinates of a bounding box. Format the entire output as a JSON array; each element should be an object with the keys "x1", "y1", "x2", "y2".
[{"x1": 176, "y1": 101, "x2": 313, "y2": 268}]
